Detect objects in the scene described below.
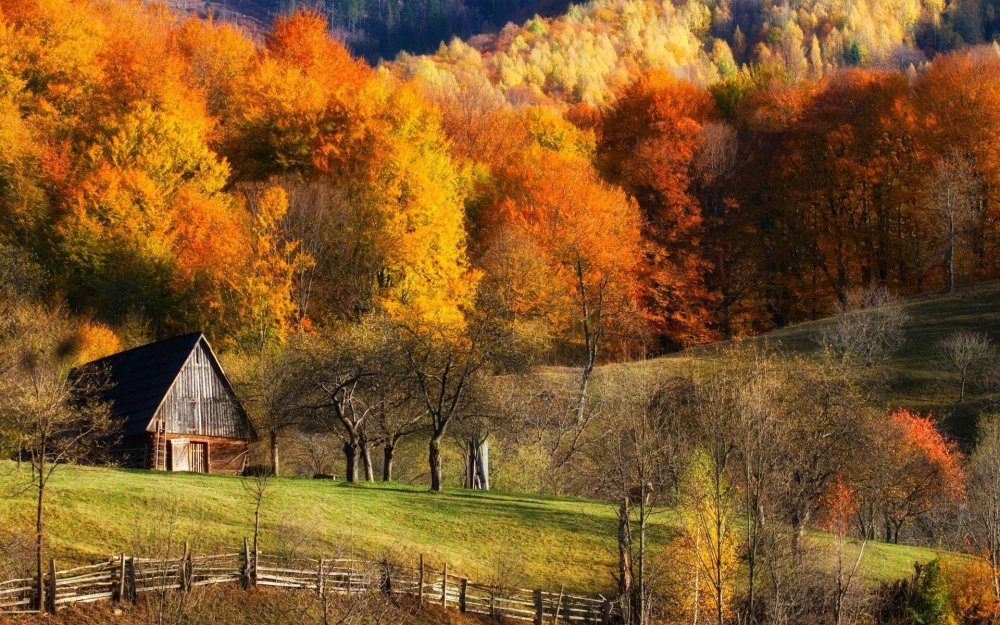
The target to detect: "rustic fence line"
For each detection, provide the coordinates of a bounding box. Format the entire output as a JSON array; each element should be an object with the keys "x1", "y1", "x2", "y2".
[{"x1": 0, "y1": 540, "x2": 615, "y2": 624}]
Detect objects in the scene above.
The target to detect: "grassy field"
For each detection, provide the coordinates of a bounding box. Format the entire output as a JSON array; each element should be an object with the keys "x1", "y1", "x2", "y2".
[
  {"x1": 618, "y1": 281, "x2": 1000, "y2": 442},
  {"x1": 0, "y1": 462, "x2": 954, "y2": 594}
]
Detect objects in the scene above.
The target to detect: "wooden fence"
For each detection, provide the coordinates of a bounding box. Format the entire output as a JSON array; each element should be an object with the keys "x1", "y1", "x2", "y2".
[{"x1": 0, "y1": 541, "x2": 614, "y2": 624}]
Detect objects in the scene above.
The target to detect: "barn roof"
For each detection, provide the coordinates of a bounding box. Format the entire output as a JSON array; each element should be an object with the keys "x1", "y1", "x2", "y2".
[{"x1": 78, "y1": 332, "x2": 248, "y2": 439}]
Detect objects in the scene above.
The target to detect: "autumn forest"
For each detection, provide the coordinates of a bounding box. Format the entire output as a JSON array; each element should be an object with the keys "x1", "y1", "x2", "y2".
[{"x1": 4, "y1": 0, "x2": 1000, "y2": 623}]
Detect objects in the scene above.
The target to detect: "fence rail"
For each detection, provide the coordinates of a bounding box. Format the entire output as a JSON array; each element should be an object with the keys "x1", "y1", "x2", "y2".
[{"x1": 0, "y1": 540, "x2": 615, "y2": 624}]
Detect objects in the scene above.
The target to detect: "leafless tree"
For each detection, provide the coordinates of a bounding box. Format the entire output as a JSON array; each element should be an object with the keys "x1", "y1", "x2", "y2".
[
  {"x1": 229, "y1": 340, "x2": 311, "y2": 475},
  {"x1": 0, "y1": 306, "x2": 117, "y2": 610},
  {"x1": 401, "y1": 318, "x2": 497, "y2": 493},
  {"x1": 922, "y1": 149, "x2": 981, "y2": 292},
  {"x1": 302, "y1": 323, "x2": 386, "y2": 483},
  {"x1": 242, "y1": 459, "x2": 276, "y2": 583},
  {"x1": 968, "y1": 413, "x2": 1000, "y2": 604},
  {"x1": 594, "y1": 369, "x2": 686, "y2": 625},
  {"x1": 820, "y1": 285, "x2": 908, "y2": 369},
  {"x1": 288, "y1": 432, "x2": 340, "y2": 477},
  {"x1": 937, "y1": 329, "x2": 995, "y2": 402}
]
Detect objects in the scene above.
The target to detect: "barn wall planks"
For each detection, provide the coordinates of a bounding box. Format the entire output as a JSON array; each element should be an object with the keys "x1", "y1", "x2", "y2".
[
  {"x1": 156, "y1": 434, "x2": 248, "y2": 474},
  {"x1": 157, "y1": 343, "x2": 250, "y2": 439}
]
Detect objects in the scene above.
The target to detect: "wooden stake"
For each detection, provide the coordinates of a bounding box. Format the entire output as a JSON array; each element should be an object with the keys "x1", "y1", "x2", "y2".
[
  {"x1": 316, "y1": 558, "x2": 325, "y2": 596},
  {"x1": 127, "y1": 557, "x2": 136, "y2": 604},
  {"x1": 116, "y1": 554, "x2": 126, "y2": 602},
  {"x1": 441, "y1": 563, "x2": 448, "y2": 607},
  {"x1": 459, "y1": 578, "x2": 468, "y2": 612},
  {"x1": 417, "y1": 554, "x2": 425, "y2": 605},
  {"x1": 600, "y1": 599, "x2": 611, "y2": 625},
  {"x1": 242, "y1": 537, "x2": 252, "y2": 589},
  {"x1": 181, "y1": 542, "x2": 191, "y2": 592},
  {"x1": 553, "y1": 586, "x2": 564, "y2": 625},
  {"x1": 48, "y1": 558, "x2": 57, "y2": 614},
  {"x1": 533, "y1": 589, "x2": 544, "y2": 625}
]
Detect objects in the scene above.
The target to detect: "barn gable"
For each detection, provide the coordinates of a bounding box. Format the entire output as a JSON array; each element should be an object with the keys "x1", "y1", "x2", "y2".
[
  {"x1": 80, "y1": 333, "x2": 255, "y2": 441},
  {"x1": 154, "y1": 340, "x2": 253, "y2": 439}
]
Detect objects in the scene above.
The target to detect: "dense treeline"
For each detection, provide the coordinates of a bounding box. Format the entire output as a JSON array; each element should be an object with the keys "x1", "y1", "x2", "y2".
[
  {"x1": 4, "y1": 1, "x2": 1000, "y2": 355},
  {"x1": 400, "y1": 0, "x2": 1000, "y2": 104}
]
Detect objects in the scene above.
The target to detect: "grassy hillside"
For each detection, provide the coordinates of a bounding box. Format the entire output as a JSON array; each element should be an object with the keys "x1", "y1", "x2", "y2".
[
  {"x1": 620, "y1": 282, "x2": 1000, "y2": 442},
  {"x1": 0, "y1": 463, "x2": 954, "y2": 594}
]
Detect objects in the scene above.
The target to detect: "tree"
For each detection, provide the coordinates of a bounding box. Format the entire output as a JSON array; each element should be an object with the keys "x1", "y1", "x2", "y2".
[
  {"x1": 817, "y1": 476, "x2": 867, "y2": 625},
  {"x1": 597, "y1": 370, "x2": 686, "y2": 625},
  {"x1": 229, "y1": 341, "x2": 310, "y2": 475},
  {"x1": 0, "y1": 306, "x2": 116, "y2": 611},
  {"x1": 665, "y1": 451, "x2": 740, "y2": 625},
  {"x1": 937, "y1": 330, "x2": 995, "y2": 402},
  {"x1": 922, "y1": 150, "x2": 981, "y2": 292},
  {"x1": 401, "y1": 314, "x2": 503, "y2": 492},
  {"x1": 599, "y1": 70, "x2": 718, "y2": 347},
  {"x1": 967, "y1": 413, "x2": 1000, "y2": 604},
  {"x1": 231, "y1": 185, "x2": 313, "y2": 353},
  {"x1": 876, "y1": 409, "x2": 965, "y2": 543},
  {"x1": 302, "y1": 323, "x2": 383, "y2": 483},
  {"x1": 821, "y1": 285, "x2": 909, "y2": 369},
  {"x1": 485, "y1": 146, "x2": 645, "y2": 472}
]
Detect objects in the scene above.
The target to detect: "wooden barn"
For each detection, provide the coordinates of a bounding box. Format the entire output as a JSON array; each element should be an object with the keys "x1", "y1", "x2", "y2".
[{"x1": 81, "y1": 333, "x2": 256, "y2": 474}]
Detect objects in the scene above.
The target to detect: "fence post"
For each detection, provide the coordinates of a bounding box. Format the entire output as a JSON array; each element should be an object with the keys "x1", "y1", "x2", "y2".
[
  {"x1": 417, "y1": 554, "x2": 424, "y2": 605},
  {"x1": 316, "y1": 558, "x2": 325, "y2": 597},
  {"x1": 459, "y1": 578, "x2": 468, "y2": 613},
  {"x1": 553, "y1": 586, "x2": 564, "y2": 624},
  {"x1": 47, "y1": 558, "x2": 57, "y2": 613},
  {"x1": 180, "y1": 542, "x2": 192, "y2": 592},
  {"x1": 533, "y1": 589, "x2": 544, "y2": 625},
  {"x1": 126, "y1": 557, "x2": 136, "y2": 603},
  {"x1": 381, "y1": 558, "x2": 393, "y2": 596},
  {"x1": 600, "y1": 599, "x2": 611, "y2": 625},
  {"x1": 242, "y1": 537, "x2": 252, "y2": 589},
  {"x1": 115, "y1": 554, "x2": 126, "y2": 602},
  {"x1": 441, "y1": 563, "x2": 448, "y2": 607}
]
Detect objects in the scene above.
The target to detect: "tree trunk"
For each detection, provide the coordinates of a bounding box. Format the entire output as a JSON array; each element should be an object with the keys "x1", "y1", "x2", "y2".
[
  {"x1": 343, "y1": 441, "x2": 358, "y2": 483},
  {"x1": 269, "y1": 430, "x2": 280, "y2": 476},
  {"x1": 947, "y1": 219, "x2": 956, "y2": 293},
  {"x1": 429, "y1": 435, "x2": 443, "y2": 492},
  {"x1": 617, "y1": 498, "x2": 632, "y2": 601},
  {"x1": 359, "y1": 434, "x2": 374, "y2": 482},
  {"x1": 465, "y1": 437, "x2": 490, "y2": 490},
  {"x1": 35, "y1": 444, "x2": 44, "y2": 612},
  {"x1": 382, "y1": 444, "x2": 394, "y2": 482}
]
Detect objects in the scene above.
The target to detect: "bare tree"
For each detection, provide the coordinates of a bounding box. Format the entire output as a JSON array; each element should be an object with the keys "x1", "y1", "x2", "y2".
[
  {"x1": 922, "y1": 150, "x2": 981, "y2": 292},
  {"x1": 401, "y1": 314, "x2": 503, "y2": 493},
  {"x1": 229, "y1": 341, "x2": 310, "y2": 475},
  {"x1": 937, "y1": 330, "x2": 995, "y2": 402},
  {"x1": 595, "y1": 369, "x2": 686, "y2": 625},
  {"x1": 1, "y1": 307, "x2": 117, "y2": 610},
  {"x1": 242, "y1": 467, "x2": 276, "y2": 584},
  {"x1": 968, "y1": 413, "x2": 1000, "y2": 603},
  {"x1": 302, "y1": 324, "x2": 385, "y2": 483},
  {"x1": 288, "y1": 432, "x2": 340, "y2": 477},
  {"x1": 820, "y1": 285, "x2": 908, "y2": 369}
]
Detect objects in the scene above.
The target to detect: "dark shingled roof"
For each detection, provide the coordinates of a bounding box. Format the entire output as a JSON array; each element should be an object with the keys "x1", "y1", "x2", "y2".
[{"x1": 80, "y1": 333, "x2": 204, "y2": 438}]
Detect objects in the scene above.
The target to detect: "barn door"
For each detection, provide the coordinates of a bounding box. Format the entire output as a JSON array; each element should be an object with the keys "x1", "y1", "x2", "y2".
[
  {"x1": 190, "y1": 442, "x2": 208, "y2": 474},
  {"x1": 170, "y1": 439, "x2": 190, "y2": 472}
]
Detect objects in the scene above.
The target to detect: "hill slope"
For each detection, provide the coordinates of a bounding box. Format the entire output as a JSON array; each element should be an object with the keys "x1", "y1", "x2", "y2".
[
  {"x1": 0, "y1": 463, "x2": 954, "y2": 593},
  {"x1": 624, "y1": 282, "x2": 1000, "y2": 441}
]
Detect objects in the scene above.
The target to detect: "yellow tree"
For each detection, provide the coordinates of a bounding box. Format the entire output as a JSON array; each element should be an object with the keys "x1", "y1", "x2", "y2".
[
  {"x1": 367, "y1": 79, "x2": 476, "y2": 329},
  {"x1": 231, "y1": 185, "x2": 313, "y2": 353},
  {"x1": 661, "y1": 451, "x2": 739, "y2": 625}
]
